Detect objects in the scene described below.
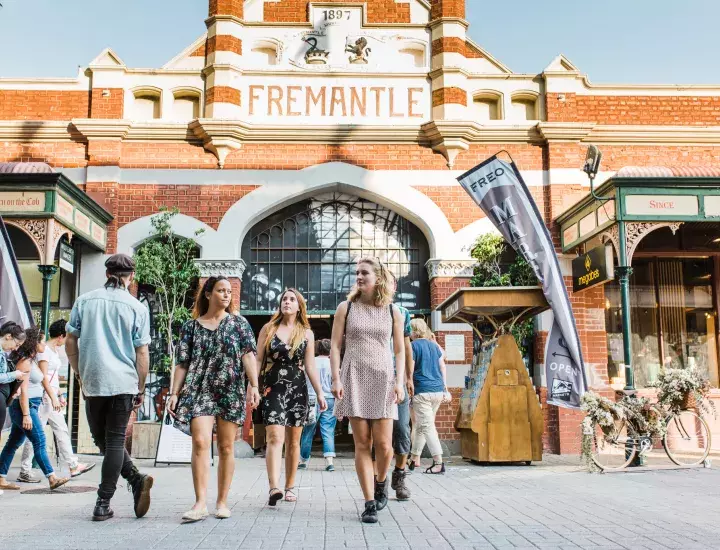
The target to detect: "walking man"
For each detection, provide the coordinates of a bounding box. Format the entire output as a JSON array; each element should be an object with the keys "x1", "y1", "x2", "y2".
[{"x1": 66, "y1": 254, "x2": 154, "y2": 521}]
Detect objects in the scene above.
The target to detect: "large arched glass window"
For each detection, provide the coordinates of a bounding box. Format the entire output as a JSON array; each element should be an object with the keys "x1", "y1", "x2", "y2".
[{"x1": 241, "y1": 192, "x2": 430, "y2": 314}]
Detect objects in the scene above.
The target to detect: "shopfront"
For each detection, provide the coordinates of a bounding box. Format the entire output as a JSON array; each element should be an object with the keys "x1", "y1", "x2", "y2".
[{"x1": 558, "y1": 168, "x2": 720, "y2": 416}]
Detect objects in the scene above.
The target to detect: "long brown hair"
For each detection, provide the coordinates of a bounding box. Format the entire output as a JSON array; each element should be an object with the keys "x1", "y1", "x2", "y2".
[
  {"x1": 191, "y1": 276, "x2": 233, "y2": 319},
  {"x1": 10, "y1": 326, "x2": 42, "y2": 363},
  {"x1": 265, "y1": 288, "x2": 310, "y2": 357},
  {"x1": 346, "y1": 257, "x2": 394, "y2": 307}
]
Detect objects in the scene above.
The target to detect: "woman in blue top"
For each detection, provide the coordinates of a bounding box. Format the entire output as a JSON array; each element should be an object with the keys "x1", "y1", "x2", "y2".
[{"x1": 408, "y1": 319, "x2": 450, "y2": 475}]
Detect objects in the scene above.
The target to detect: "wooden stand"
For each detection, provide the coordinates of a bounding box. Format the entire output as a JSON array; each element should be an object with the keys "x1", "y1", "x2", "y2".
[{"x1": 439, "y1": 287, "x2": 548, "y2": 464}]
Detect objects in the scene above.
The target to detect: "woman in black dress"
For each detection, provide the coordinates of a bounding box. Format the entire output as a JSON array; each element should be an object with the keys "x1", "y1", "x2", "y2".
[
  {"x1": 167, "y1": 276, "x2": 260, "y2": 522},
  {"x1": 256, "y1": 288, "x2": 327, "y2": 505}
]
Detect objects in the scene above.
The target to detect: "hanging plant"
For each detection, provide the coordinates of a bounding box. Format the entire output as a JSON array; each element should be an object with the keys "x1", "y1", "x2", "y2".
[{"x1": 652, "y1": 367, "x2": 716, "y2": 417}]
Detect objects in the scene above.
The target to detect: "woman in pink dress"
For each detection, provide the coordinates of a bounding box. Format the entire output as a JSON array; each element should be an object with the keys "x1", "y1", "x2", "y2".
[{"x1": 331, "y1": 258, "x2": 405, "y2": 524}]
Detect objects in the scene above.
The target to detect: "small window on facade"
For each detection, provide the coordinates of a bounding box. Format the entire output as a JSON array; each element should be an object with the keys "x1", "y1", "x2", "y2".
[
  {"x1": 172, "y1": 94, "x2": 200, "y2": 120},
  {"x1": 510, "y1": 94, "x2": 538, "y2": 121},
  {"x1": 472, "y1": 92, "x2": 502, "y2": 121},
  {"x1": 132, "y1": 90, "x2": 161, "y2": 120},
  {"x1": 252, "y1": 47, "x2": 278, "y2": 66},
  {"x1": 399, "y1": 47, "x2": 425, "y2": 68}
]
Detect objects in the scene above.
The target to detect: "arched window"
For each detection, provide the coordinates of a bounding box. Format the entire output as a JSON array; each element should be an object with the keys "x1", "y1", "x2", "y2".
[
  {"x1": 241, "y1": 193, "x2": 430, "y2": 314},
  {"x1": 398, "y1": 46, "x2": 426, "y2": 68},
  {"x1": 510, "y1": 91, "x2": 539, "y2": 121},
  {"x1": 249, "y1": 39, "x2": 280, "y2": 66},
  {"x1": 131, "y1": 87, "x2": 162, "y2": 120},
  {"x1": 171, "y1": 89, "x2": 201, "y2": 120},
  {"x1": 472, "y1": 91, "x2": 503, "y2": 121}
]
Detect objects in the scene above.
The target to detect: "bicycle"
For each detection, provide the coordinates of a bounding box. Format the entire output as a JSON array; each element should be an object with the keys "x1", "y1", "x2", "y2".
[{"x1": 587, "y1": 400, "x2": 712, "y2": 471}]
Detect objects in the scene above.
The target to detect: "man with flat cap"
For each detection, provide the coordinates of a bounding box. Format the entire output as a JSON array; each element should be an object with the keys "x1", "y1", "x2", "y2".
[{"x1": 66, "y1": 253, "x2": 154, "y2": 521}]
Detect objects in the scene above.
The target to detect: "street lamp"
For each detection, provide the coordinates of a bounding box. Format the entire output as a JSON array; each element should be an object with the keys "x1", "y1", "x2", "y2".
[{"x1": 581, "y1": 145, "x2": 634, "y2": 391}]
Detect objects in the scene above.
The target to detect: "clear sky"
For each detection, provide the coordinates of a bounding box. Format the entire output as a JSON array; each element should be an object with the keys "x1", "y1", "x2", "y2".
[{"x1": 0, "y1": 0, "x2": 718, "y2": 84}]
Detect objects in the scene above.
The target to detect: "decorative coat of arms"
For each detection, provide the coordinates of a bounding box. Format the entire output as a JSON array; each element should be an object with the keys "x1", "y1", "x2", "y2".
[
  {"x1": 302, "y1": 36, "x2": 329, "y2": 65},
  {"x1": 345, "y1": 37, "x2": 371, "y2": 64}
]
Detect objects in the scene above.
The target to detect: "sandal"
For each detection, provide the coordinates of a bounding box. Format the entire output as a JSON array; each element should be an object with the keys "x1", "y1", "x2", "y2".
[
  {"x1": 424, "y1": 461, "x2": 445, "y2": 475},
  {"x1": 49, "y1": 477, "x2": 70, "y2": 491},
  {"x1": 268, "y1": 488, "x2": 283, "y2": 507},
  {"x1": 284, "y1": 487, "x2": 297, "y2": 502}
]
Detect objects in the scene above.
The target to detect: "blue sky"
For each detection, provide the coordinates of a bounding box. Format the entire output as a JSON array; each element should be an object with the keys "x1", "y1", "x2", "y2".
[{"x1": 0, "y1": 0, "x2": 718, "y2": 83}]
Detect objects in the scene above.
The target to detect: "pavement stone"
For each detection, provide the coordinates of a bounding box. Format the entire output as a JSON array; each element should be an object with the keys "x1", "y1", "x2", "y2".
[{"x1": 1, "y1": 454, "x2": 719, "y2": 549}]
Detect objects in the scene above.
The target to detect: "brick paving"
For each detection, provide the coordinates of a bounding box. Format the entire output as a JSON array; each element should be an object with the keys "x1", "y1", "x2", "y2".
[{"x1": 1, "y1": 455, "x2": 719, "y2": 550}]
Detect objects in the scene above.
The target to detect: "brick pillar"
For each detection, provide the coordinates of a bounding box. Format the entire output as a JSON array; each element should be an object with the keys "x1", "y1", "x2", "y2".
[
  {"x1": 204, "y1": 0, "x2": 243, "y2": 118},
  {"x1": 427, "y1": 259, "x2": 475, "y2": 452},
  {"x1": 429, "y1": 1, "x2": 468, "y2": 122},
  {"x1": 196, "y1": 260, "x2": 252, "y2": 443}
]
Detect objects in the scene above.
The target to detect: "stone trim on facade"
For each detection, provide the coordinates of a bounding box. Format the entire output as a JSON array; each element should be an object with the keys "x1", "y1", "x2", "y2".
[
  {"x1": 426, "y1": 259, "x2": 476, "y2": 280},
  {"x1": 195, "y1": 258, "x2": 247, "y2": 278}
]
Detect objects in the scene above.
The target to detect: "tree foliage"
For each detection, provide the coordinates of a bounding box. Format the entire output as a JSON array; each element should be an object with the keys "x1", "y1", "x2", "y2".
[
  {"x1": 468, "y1": 233, "x2": 538, "y2": 355},
  {"x1": 133, "y1": 208, "x2": 203, "y2": 374}
]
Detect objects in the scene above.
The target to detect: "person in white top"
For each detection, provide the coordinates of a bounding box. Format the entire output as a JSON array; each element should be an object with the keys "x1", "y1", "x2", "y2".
[{"x1": 17, "y1": 319, "x2": 94, "y2": 483}]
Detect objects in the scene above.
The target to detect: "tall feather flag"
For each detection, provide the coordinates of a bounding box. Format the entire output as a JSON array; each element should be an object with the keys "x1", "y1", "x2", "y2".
[
  {"x1": 457, "y1": 153, "x2": 588, "y2": 409},
  {"x1": 0, "y1": 215, "x2": 34, "y2": 330}
]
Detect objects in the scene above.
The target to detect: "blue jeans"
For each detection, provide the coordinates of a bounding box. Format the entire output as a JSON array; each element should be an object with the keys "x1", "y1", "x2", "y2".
[
  {"x1": 392, "y1": 394, "x2": 411, "y2": 456},
  {"x1": 300, "y1": 397, "x2": 337, "y2": 460},
  {"x1": 0, "y1": 397, "x2": 55, "y2": 477}
]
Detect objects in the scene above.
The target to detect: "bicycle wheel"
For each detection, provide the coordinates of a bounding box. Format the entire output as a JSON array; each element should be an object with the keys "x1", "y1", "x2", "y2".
[
  {"x1": 590, "y1": 419, "x2": 637, "y2": 471},
  {"x1": 663, "y1": 409, "x2": 711, "y2": 466}
]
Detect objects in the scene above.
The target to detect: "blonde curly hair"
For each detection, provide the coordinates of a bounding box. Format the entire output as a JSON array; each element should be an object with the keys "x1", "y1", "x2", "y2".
[{"x1": 410, "y1": 318, "x2": 432, "y2": 340}]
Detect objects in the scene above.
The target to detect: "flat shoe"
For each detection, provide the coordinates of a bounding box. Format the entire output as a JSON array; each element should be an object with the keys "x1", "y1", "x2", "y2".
[
  {"x1": 181, "y1": 507, "x2": 208, "y2": 523},
  {"x1": 0, "y1": 480, "x2": 20, "y2": 491},
  {"x1": 325, "y1": 464, "x2": 335, "y2": 472},
  {"x1": 70, "y1": 463, "x2": 96, "y2": 478},
  {"x1": 215, "y1": 507, "x2": 231, "y2": 519},
  {"x1": 49, "y1": 477, "x2": 70, "y2": 491}
]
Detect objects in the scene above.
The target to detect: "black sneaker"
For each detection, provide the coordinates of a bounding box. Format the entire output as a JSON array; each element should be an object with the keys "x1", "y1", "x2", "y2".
[
  {"x1": 128, "y1": 472, "x2": 154, "y2": 518},
  {"x1": 361, "y1": 500, "x2": 378, "y2": 523},
  {"x1": 374, "y1": 477, "x2": 388, "y2": 511},
  {"x1": 92, "y1": 498, "x2": 114, "y2": 521}
]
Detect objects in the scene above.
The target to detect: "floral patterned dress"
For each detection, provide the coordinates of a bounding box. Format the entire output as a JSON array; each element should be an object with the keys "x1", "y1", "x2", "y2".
[
  {"x1": 260, "y1": 334, "x2": 309, "y2": 427},
  {"x1": 173, "y1": 314, "x2": 257, "y2": 432}
]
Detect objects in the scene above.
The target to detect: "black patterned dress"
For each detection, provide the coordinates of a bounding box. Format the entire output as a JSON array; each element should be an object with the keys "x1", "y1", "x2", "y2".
[
  {"x1": 260, "y1": 334, "x2": 309, "y2": 427},
  {"x1": 174, "y1": 314, "x2": 257, "y2": 432}
]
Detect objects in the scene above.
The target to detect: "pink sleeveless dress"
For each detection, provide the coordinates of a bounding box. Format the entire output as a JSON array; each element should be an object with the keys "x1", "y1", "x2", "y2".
[{"x1": 334, "y1": 301, "x2": 398, "y2": 420}]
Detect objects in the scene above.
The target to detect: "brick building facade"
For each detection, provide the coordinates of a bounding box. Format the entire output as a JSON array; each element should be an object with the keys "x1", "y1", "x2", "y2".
[{"x1": 2, "y1": 0, "x2": 720, "y2": 455}]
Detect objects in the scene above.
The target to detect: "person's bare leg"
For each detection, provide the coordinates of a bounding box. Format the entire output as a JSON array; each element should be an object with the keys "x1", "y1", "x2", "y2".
[
  {"x1": 349, "y1": 418, "x2": 374, "y2": 501},
  {"x1": 265, "y1": 425, "x2": 285, "y2": 491},
  {"x1": 284, "y1": 427, "x2": 303, "y2": 489},
  {"x1": 190, "y1": 416, "x2": 214, "y2": 511},
  {"x1": 371, "y1": 419, "x2": 394, "y2": 483},
  {"x1": 215, "y1": 418, "x2": 238, "y2": 511}
]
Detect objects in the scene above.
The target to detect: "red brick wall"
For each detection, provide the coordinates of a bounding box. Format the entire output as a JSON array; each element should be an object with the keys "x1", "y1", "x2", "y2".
[
  {"x1": 0, "y1": 142, "x2": 87, "y2": 167},
  {"x1": 546, "y1": 93, "x2": 720, "y2": 125},
  {"x1": 416, "y1": 185, "x2": 484, "y2": 231},
  {"x1": 206, "y1": 86, "x2": 241, "y2": 106},
  {"x1": 434, "y1": 331, "x2": 473, "y2": 364},
  {"x1": 0, "y1": 90, "x2": 90, "y2": 120},
  {"x1": 191, "y1": 43, "x2": 206, "y2": 57},
  {"x1": 430, "y1": 277, "x2": 467, "y2": 309},
  {"x1": 115, "y1": 184, "x2": 259, "y2": 229},
  {"x1": 263, "y1": 0, "x2": 410, "y2": 23},
  {"x1": 90, "y1": 88, "x2": 124, "y2": 119},
  {"x1": 430, "y1": 0, "x2": 465, "y2": 19},
  {"x1": 465, "y1": 41, "x2": 484, "y2": 59},
  {"x1": 431, "y1": 38, "x2": 484, "y2": 59},
  {"x1": 206, "y1": 35, "x2": 242, "y2": 55},
  {"x1": 436, "y1": 387, "x2": 462, "y2": 441},
  {"x1": 88, "y1": 140, "x2": 122, "y2": 166},
  {"x1": 209, "y1": 0, "x2": 243, "y2": 18},
  {"x1": 432, "y1": 87, "x2": 467, "y2": 107}
]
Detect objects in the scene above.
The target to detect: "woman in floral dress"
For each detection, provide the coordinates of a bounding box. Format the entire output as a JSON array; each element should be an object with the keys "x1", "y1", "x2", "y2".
[
  {"x1": 167, "y1": 276, "x2": 260, "y2": 522},
  {"x1": 256, "y1": 288, "x2": 326, "y2": 505}
]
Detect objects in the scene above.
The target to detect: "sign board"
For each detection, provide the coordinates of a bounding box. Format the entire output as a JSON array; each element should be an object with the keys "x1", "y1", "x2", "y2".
[
  {"x1": 444, "y1": 334, "x2": 466, "y2": 362},
  {"x1": 572, "y1": 244, "x2": 614, "y2": 294},
  {"x1": 0, "y1": 192, "x2": 45, "y2": 213},
  {"x1": 59, "y1": 241, "x2": 74, "y2": 273},
  {"x1": 625, "y1": 195, "x2": 698, "y2": 217}
]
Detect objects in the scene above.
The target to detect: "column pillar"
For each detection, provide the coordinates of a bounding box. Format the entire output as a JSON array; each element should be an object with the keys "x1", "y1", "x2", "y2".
[
  {"x1": 204, "y1": 0, "x2": 244, "y2": 119},
  {"x1": 37, "y1": 264, "x2": 58, "y2": 336}
]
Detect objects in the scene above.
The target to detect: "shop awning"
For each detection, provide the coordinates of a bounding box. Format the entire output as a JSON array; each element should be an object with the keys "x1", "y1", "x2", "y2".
[
  {"x1": 438, "y1": 287, "x2": 549, "y2": 327},
  {"x1": 0, "y1": 163, "x2": 113, "y2": 252},
  {"x1": 556, "y1": 166, "x2": 720, "y2": 256}
]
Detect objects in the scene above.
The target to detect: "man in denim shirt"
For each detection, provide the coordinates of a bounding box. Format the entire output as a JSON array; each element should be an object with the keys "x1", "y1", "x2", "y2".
[{"x1": 66, "y1": 254, "x2": 153, "y2": 522}]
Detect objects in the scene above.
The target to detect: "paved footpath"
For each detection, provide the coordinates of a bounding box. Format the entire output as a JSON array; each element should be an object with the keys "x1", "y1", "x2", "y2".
[{"x1": 1, "y1": 454, "x2": 719, "y2": 550}]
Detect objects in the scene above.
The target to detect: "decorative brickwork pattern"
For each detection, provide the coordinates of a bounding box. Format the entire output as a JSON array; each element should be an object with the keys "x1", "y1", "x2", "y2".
[
  {"x1": 432, "y1": 87, "x2": 467, "y2": 107},
  {"x1": 263, "y1": 0, "x2": 410, "y2": 24},
  {"x1": 206, "y1": 86, "x2": 241, "y2": 106},
  {"x1": 207, "y1": 35, "x2": 243, "y2": 55},
  {"x1": 90, "y1": 88, "x2": 124, "y2": 119},
  {"x1": 0, "y1": 90, "x2": 89, "y2": 120},
  {"x1": 209, "y1": 0, "x2": 243, "y2": 18},
  {"x1": 430, "y1": 0, "x2": 465, "y2": 20},
  {"x1": 115, "y1": 183, "x2": 258, "y2": 229}
]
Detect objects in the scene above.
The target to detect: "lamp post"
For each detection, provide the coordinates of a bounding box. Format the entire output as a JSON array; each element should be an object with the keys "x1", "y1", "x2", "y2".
[
  {"x1": 582, "y1": 146, "x2": 634, "y2": 390},
  {"x1": 37, "y1": 264, "x2": 58, "y2": 336}
]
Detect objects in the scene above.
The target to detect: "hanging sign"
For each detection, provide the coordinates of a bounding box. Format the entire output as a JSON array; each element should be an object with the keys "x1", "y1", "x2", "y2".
[
  {"x1": 59, "y1": 241, "x2": 75, "y2": 273},
  {"x1": 572, "y1": 244, "x2": 614, "y2": 294}
]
